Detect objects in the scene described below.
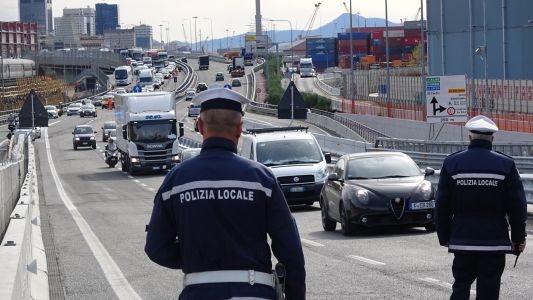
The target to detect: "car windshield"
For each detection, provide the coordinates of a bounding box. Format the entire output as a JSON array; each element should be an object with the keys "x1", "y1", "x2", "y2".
[
  {"x1": 256, "y1": 139, "x2": 323, "y2": 166},
  {"x1": 115, "y1": 69, "x2": 128, "y2": 79},
  {"x1": 74, "y1": 127, "x2": 93, "y2": 134},
  {"x1": 345, "y1": 155, "x2": 422, "y2": 180},
  {"x1": 103, "y1": 122, "x2": 115, "y2": 129},
  {"x1": 130, "y1": 120, "x2": 176, "y2": 142},
  {"x1": 45, "y1": 106, "x2": 55, "y2": 111},
  {"x1": 139, "y1": 76, "x2": 152, "y2": 83},
  {"x1": 81, "y1": 105, "x2": 94, "y2": 110},
  {"x1": 69, "y1": 104, "x2": 81, "y2": 108}
]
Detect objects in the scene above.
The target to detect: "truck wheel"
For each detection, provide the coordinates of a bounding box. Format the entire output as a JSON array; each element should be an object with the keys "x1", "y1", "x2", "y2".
[
  {"x1": 128, "y1": 162, "x2": 135, "y2": 176},
  {"x1": 121, "y1": 154, "x2": 128, "y2": 172}
]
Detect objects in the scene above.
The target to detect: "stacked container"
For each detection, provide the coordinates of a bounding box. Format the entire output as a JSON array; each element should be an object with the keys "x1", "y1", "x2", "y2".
[{"x1": 306, "y1": 37, "x2": 338, "y2": 71}]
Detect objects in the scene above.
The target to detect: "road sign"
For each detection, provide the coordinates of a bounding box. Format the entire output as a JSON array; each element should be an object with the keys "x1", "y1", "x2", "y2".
[
  {"x1": 426, "y1": 75, "x2": 467, "y2": 123},
  {"x1": 256, "y1": 88, "x2": 262, "y2": 94},
  {"x1": 132, "y1": 84, "x2": 142, "y2": 93}
]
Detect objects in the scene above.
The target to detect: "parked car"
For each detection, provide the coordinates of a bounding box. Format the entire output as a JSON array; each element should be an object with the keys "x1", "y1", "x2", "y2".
[
  {"x1": 101, "y1": 121, "x2": 116, "y2": 142},
  {"x1": 72, "y1": 125, "x2": 97, "y2": 150},
  {"x1": 196, "y1": 82, "x2": 208, "y2": 93},
  {"x1": 215, "y1": 72, "x2": 224, "y2": 81},
  {"x1": 231, "y1": 79, "x2": 242, "y2": 87},
  {"x1": 320, "y1": 151, "x2": 436, "y2": 236},
  {"x1": 80, "y1": 104, "x2": 97, "y2": 118},
  {"x1": 45, "y1": 105, "x2": 59, "y2": 118},
  {"x1": 185, "y1": 89, "x2": 196, "y2": 101},
  {"x1": 66, "y1": 103, "x2": 82, "y2": 116}
]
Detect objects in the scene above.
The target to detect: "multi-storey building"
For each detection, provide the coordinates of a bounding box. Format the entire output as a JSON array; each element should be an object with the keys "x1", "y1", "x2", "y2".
[
  {"x1": 19, "y1": 0, "x2": 53, "y2": 36},
  {"x1": 95, "y1": 3, "x2": 119, "y2": 36},
  {"x1": 0, "y1": 22, "x2": 39, "y2": 57},
  {"x1": 134, "y1": 25, "x2": 152, "y2": 50}
]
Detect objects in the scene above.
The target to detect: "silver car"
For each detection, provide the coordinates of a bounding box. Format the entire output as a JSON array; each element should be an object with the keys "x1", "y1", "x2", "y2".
[
  {"x1": 67, "y1": 103, "x2": 82, "y2": 116},
  {"x1": 45, "y1": 105, "x2": 59, "y2": 118}
]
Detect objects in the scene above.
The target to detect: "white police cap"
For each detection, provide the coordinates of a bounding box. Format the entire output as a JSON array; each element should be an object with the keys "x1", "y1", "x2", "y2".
[
  {"x1": 465, "y1": 115, "x2": 498, "y2": 134},
  {"x1": 192, "y1": 87, "x2": 250, "y2": 114}
]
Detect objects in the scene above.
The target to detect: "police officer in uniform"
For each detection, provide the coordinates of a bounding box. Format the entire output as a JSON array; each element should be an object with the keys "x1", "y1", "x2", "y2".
[
  {"x1": 435, "y1": 115, "x2": 527, "y2": 300},
  {"x1": 145, "y1": 87, "x2": 306, "y2": 299}
]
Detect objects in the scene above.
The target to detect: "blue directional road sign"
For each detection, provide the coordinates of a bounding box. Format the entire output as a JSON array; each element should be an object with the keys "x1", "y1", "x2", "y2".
[{"x1": 133, "y1": 84, "x2": 142, "y2": 93}]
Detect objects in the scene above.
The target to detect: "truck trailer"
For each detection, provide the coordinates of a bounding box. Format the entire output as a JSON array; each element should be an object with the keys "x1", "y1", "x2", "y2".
[
  {"x1": 114, "y1": 92, "x2": 183, "y2": 174},
  {"x1": 198, "y1": 55, "x2": 210, "y2": 70}
]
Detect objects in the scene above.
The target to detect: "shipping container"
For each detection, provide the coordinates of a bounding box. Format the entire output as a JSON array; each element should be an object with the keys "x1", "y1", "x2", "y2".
[
  {"x1": 372, "y1": 31, "x2": 383, "y2": 39},
  {"x1": 383, "y1": 30, "x2": 405, "y2": 38},
  {"x1": 307, "y1": 43, "x2": 337, "y2": 52},
  {"x1": 307, "y1": 49, "x2": 336, "y2": 56},
  {"x1": 404, "y1": 37, "x2": 420, "y2": 46},
  {"x1": 337, "y1": 32, "x2": 369, "y2": 40},
  {"x1": 346, "y1": 26, "x2": 403, "y2": 33},
  {"x1": 403, "y1": 20, "x2": 427, "y2": 30},
  {"x1": 361, "y1": 55, "x2": 376, "y2": 65},
  {"x1": 306, "y1": 37, "x2": 336, "y2": 45}
]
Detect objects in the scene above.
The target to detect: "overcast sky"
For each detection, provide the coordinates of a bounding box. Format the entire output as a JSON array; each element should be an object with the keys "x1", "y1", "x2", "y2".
[{"x1": 1, "y1": 0, "x2": 424, "y2": 41}]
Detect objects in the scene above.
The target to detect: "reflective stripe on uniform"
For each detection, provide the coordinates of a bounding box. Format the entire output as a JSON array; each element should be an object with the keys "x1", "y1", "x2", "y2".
[
  {"x1": 162, "y1": 180, "x2": 273, "y2": 201},
  {"x1": 451, "y1": 173, "x2": 505, "y2": 180},
  {"x1": 448, "y1": 244, "x2": 511, "y2": 251}
]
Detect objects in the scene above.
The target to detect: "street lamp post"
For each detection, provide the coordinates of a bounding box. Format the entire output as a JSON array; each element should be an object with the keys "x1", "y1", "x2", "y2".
[
  {"x1": 226, "y1": 29, "x2": 229, "y2": 51},
  {"x1": 385, "y1": 0, "x2": 391, "y2": 117},
  {"x1": 204, "y1": 18, "x2": 213, "y2": 53},
  {"x1": 267, "y1": 19, "x2": 293, "y2": 73},
  {"x1": 159, "y1": 24, "x2": 163, "y2": 49},
  {"x1": 356, "y1": 12, "x2": 360, "y2": 32},
  {"x1": 193, "y1": 16, "x2": 198, "y2": 52}
]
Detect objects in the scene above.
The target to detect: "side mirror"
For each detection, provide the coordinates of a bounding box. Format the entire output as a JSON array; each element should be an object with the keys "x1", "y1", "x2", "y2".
[
  {"x1": 72, "y1": 131, "x2": 75, "y2": 134},
  {"x1": 327, "y1": 173, "x2": 339, "y2": 181},
  {"x1": 178, "y1": 122, "x2": 184, "y2": 137},
  {"x1": 93, "y1": 131, "x2": 97, "y2": 134},
  {"x1": 324, "y1": 152, "x2": 332, "y2": 164},
  {"x1": 424, "y1": 167, "x2": 435, "y2": 176}
]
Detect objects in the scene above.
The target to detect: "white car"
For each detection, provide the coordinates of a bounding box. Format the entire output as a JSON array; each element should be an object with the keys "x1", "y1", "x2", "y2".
[
  {"x1": 185, "y1": 89, "x2": 196, "y2": 101},
  {"x1": 67, "y1": 103, "x2": 82, "y2": 116},
  {"x1": 45, "y1": 105, "x2": 59, "y2": 118}
]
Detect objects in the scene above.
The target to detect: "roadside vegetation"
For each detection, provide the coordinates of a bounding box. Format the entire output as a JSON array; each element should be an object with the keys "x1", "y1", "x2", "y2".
[{"x1": 263, "y1": 56, "x2": 332, "y2": 112}]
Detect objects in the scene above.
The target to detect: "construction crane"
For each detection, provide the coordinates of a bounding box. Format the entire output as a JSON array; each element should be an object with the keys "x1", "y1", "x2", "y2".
[
  {"x1": 300, "y1": 2, "x2": 321, "y2": 39},
  {"x1": 413, "y1": 7, "x2": 421, "y2": 21}
]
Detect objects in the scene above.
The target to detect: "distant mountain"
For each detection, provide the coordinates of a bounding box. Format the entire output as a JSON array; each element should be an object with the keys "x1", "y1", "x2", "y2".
[{"x1": 173, "y1": 13, "x2": 401, "y2": 51}]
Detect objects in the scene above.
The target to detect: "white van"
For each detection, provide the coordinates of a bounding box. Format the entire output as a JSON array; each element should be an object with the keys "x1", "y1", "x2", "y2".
[
  {"x1": 138, "y1": 68, "x2": 154, "y2": 88},
  {"x1": 142, "y1": 56, "x2": 153, "y2": 67},
  {"x1": 240, "y1": 127, "x2": 331, "y2": 205}
]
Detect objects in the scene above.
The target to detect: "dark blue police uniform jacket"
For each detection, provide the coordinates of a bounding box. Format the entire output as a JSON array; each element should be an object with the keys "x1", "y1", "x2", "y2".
[
  {"x1": 145, "y1": 137, "x2": 306, "y2": 299},
  {"x1": 435, "y1": 139, "x2": 527, "y2": 253}
]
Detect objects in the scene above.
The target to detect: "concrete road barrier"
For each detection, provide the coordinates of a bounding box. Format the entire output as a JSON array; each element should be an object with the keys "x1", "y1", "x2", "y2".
[{"x1": 0, "y1": 142, "x2": 49, "y2": 300}]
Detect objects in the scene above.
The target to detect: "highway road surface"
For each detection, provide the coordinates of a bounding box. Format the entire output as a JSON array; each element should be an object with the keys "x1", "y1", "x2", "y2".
[{"x1": 24, "y1": 61, "x2": 533, "y2": 299}]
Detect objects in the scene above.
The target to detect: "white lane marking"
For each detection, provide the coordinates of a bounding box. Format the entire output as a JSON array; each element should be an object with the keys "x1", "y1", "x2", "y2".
[
  {"x1": 420, "y1": 277, "x2": 476, "y2": 295},
  {"x1": 146, "y1": 187, "x2": 155, "y2": 192},
  {"x1": 133, "y1": 179, "x2": 140, "y2": 183},
  {"x1": 300, "y1": 238, "x2": 324, "y2": 247},
  {"x1": 44, "y1": 128, "x2": 141, "y2": 299},
  {"x1": 49, "y1": 120, "x2": 62, "y2": 126},
  {"x1": 140, "y1": 183, "x2": 147, "y2": 187},
  {"x1": 347, "y1": 255, "x2": 386, "y2": 266},
  {"x1": 128, "y1": 175, "x2": 134, "y2": 179}
]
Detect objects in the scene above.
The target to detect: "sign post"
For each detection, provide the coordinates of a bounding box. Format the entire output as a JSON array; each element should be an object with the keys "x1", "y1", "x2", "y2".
[{"x1": 426, "y1": 75, "x2": 468, "y2": 124}]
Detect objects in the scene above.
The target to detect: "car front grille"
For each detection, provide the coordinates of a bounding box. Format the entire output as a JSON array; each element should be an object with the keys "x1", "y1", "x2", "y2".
[
  {"x1": 79, "y1": 137, "x2": 91, "y2": 141},
  {"x1": 277, "y1": 175, "x2": 315, "y2": 185},
  {"x1": 389, "y1": 197, "x2": 406, "y2": 220}
]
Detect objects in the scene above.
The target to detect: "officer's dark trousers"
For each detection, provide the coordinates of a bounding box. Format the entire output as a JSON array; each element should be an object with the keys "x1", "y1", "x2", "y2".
[{"x1": 450, "y1": 252, "x2": 505, "y2": 300}]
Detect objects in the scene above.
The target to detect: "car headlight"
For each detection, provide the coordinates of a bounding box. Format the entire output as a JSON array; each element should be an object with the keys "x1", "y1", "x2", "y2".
[
  {"x1": 172, "y1": 154, "x2": 180, "y2": 161},
  {"x1": 75, "y1": 137, "x2": 80, "y2": 141},
  {"x1": 316, "y1": 166, "x2": 328, "y2": 181},
  {"x1": 347, "y1": 187, "x2": 369, "y2": 205},
  {"x1": 90, "y1": 136, "x2": 95, "y2": 140},
  {"x1": 131, "y1": 157, "x2": 140, "y2": 163},
  {"x1": 418, "y1": 180, "x2": 433, "y2": 200}
]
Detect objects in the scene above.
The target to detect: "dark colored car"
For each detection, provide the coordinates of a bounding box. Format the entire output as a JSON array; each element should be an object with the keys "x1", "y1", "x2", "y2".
[
  {"x1": 215, "y1": 72, "x2": 224, "y2": 81},
  {"x1": 196, "y1": 82, "x2": 208, "y2": 93},
  {"x1": 231, "y1": 79, "x2": 242, "y2": 87},
  {"x1": 101, "y1": 121, "x2": 116, "y2": 142},
  {"x1": 80, "y1": 104, "x2": 97, "y2": 118},
  {"x1": 72, "y1": 125, "x2": 97, "y2": 150},
  {"x1": 320, "y1": 152, "x2": 436, "y2": 236}
]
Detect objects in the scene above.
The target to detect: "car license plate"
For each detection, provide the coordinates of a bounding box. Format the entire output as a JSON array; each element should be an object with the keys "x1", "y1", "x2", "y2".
[
  {"x1": 409, "y1": 201, "x2": 435, "y2": 210},
  {"x1": 81, "y1": 142, "x2": 88, "y2": 145},
  {"x1": 289, "y1": 186, "x2": 305, "y2": 193},
  {"x1": 152, "y1": 166, "x2": 160, "y2": 170}
]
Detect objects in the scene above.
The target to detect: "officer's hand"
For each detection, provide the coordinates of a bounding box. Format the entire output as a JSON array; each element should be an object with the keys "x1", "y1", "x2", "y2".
[{"x1": 512, "y1": 240, "x2": 526, "y2": 253}]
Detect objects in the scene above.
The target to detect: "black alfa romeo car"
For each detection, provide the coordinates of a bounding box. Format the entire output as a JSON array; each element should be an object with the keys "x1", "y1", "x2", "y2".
[{"x1": 320, "y1": 151, "x2": 436, "y2": 236}]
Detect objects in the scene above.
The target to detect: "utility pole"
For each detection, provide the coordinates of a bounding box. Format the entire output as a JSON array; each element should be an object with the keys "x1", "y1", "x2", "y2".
[
  {"x1": 159, "y1": 24, "x2": 163, "y2": 49},
  {"x1": 385, "y1": 0, "x2": 391, "y2": 117},
  {"x1": 193, "y1": 16, "x2": 198, "y2": 52}
]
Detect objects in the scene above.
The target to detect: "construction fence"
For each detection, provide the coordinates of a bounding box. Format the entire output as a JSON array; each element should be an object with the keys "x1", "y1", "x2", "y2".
[
  {"x1": 0, "y1": 76, "x2": 66, "y2": 111},
  {"x1": 329, "y1": 68, "x2": 533, "y2": 133}
]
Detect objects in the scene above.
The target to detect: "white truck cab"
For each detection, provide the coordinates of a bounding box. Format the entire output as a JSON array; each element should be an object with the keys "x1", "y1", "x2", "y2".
[{"x1": 240, "y1": 127, "x2": 331, "y2": 205}]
